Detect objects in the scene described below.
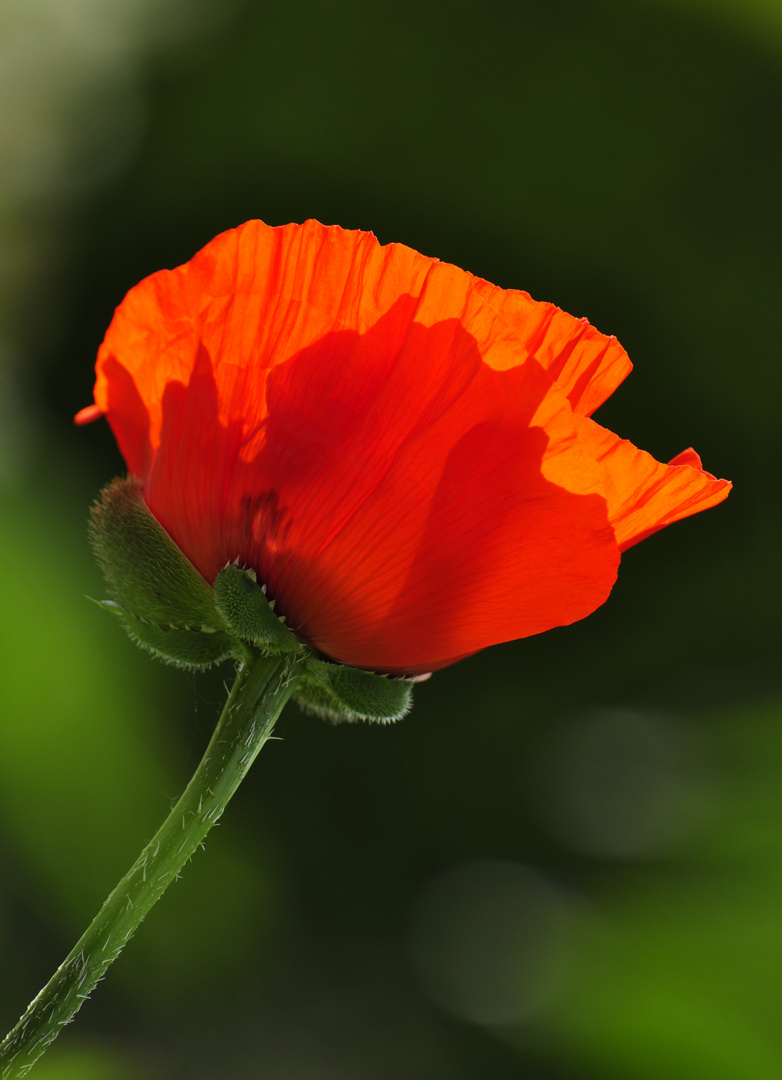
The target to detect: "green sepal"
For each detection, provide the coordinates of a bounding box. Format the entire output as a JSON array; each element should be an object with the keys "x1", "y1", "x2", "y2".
[
  {"x1": 100, "y1": 602, "x2": 236, "y2": 669},
  {"x1": 89, "y1": 476, "x2": 235, "y2": 669},
  {"x1": 214, "y1": 564, "x2": 300, "y2": 653},
  {"x1": 295, "y1": 658, "x2": 413, "y2": 724}
]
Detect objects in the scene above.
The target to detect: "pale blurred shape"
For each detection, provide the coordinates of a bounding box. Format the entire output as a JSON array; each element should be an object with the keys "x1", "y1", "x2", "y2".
[
  {"x1": 1, "y1": 0, "x2": 146, "y2": 201},
  {"x1": 0, "y1": 0, "x2": 241, "y2": 480},
  {"x1": 0, "y1": 0, "x2": 238, "y2": 201},
  {"x1": 409, "y1": 860, "x2": 573, "y2": 1027},
  {"x1": 529, "y1": 709, "x2": 715, "y2": 859}
]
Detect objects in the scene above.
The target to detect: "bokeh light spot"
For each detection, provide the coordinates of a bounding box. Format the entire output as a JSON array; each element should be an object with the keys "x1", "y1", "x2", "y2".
[{"x1": 408, "y1": 859, "x2": 574, "y2": 1027}]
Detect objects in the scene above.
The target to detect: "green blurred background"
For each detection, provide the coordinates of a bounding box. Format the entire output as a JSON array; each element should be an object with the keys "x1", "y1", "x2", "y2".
[{"x1": 0, "y1": 0, "x2": 777, "y2": 1076}]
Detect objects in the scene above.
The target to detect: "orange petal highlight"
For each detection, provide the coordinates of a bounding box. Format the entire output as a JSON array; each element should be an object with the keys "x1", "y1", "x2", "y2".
[{"x1": 571, "y1": 417, "x2": 732, "y2": 551}]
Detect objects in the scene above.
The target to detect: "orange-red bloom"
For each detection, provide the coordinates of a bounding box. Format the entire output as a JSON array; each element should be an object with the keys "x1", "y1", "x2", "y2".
[{"x1": 76, "y1": 220, "x2": 730, "y2": 675}]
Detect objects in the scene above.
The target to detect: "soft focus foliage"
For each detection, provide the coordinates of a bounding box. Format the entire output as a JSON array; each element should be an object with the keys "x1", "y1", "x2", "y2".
[{"x1": 0, "y1": 0, "x2": 775, "y2": 1077}]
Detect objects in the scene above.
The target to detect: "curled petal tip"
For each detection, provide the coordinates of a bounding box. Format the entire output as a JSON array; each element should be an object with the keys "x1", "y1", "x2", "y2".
[
  {"x1": 668, "y1": 446, "x2": 731, "y2": 488},
  {"x1": 668, "y1": 447, "x2": 704, "y2": 471},
  {"x1": 74, "y1": 404, "x2": 104, "y2": 426}
]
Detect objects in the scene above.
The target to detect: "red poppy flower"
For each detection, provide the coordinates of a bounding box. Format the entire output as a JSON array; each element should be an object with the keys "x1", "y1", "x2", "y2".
[{"x1": 76, "y1": 220, "x2": 730, "y2": 675}]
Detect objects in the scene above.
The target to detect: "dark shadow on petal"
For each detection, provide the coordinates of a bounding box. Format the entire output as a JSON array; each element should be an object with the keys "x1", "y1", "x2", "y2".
[
  {"x1": 138, "y1": 298, "x2": 615, "y2": 672},
  {"x1": 103, "y1": 355, "x2": 152, "y2": 478}
]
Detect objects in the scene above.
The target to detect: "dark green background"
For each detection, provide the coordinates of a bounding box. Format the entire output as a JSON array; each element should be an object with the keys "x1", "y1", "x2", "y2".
[{"x1": 0, "y1": 1, "x2": 778, "y2": 1077}]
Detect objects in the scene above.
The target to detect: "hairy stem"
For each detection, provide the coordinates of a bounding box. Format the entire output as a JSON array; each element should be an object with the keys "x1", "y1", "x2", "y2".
[{"x1": 0, "y1": 650, "x2": 304, "y2": 1079}]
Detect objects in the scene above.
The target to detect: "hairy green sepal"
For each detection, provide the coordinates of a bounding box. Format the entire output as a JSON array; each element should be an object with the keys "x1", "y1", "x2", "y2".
[
  {"x1": 214, "y1": 564, "x2": 300, "y2": 652},
  {"x1": 213, "y1": 564, "x2": 412, "y2": 722},
  {"x1": 89, "y1": 477, "x2": 235, "y2": 669},
  {"x1": 295, "y1": 659, "x2": 412, "y2": 724}
]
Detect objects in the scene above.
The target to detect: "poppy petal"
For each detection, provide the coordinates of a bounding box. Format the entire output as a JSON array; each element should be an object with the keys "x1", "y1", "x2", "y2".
[
  {"x1": 141, "y1": 303, "x2": 620, "y2": 672},
  {"x1": 96, "y1": 221, "x2": 437, "y2": 458},
  {"x1": 472, "y1": 280, "x2": 633, "y2": 415},
  {"x1": 95, "y1": 221, "x2": 631, "y2": 455},
  {"x1": 571, "y1": 417, "x2": 732, "y2": 551},
  {"x1": 86, "y1": 219, "x2": 730, "y2": 675},
  {"x1": 74, "y1": 403, "x2": 103, "y2": 426}
]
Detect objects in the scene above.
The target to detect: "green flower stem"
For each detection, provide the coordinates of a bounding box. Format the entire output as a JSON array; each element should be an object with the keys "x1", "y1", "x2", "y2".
[{"x1": 0, "y1": 650, "x2": 305, "y2": 1079}]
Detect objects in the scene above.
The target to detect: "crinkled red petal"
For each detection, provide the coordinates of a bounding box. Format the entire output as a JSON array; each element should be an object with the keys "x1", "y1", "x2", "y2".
[
  {"x1": 141, "y1": 302, "x2": 621, "y2": 671},
  {"x1": 89, "y1": 220, "x2": 730, "y2": 673},
  {"x1": 570, "y1": 420, "x2": 731, "y2": 552}
]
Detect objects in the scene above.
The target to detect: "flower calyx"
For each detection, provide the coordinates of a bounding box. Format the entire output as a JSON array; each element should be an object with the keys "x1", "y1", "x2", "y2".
[
  {"x1": 89, "y1": 476, "x2": 418, "y2": 721},
  {"x1": 214, "y1": 564, "x2": 413, "y2": 723}
]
